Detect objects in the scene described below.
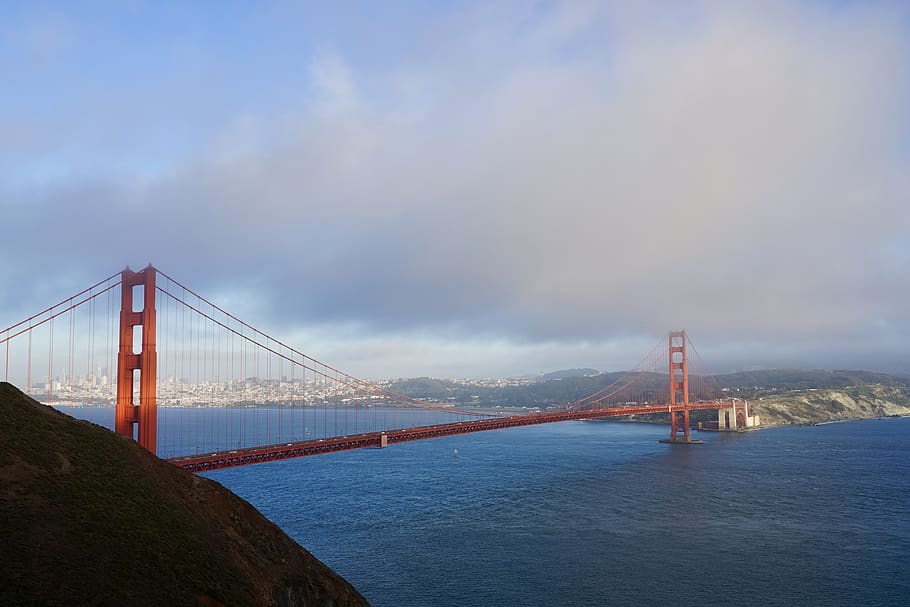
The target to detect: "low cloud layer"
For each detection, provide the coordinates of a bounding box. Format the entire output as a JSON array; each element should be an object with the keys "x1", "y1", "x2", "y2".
[{"x1": 2, "y1": 1, "x2": 909, "y2": 376}]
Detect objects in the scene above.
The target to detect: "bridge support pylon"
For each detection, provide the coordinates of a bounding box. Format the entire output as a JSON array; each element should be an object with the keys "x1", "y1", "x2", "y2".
[
  {"x1": 115, "y1": 265, "x2": 157, "y2": 454},
  {"x1": 660, "y1": 330, "x2": 703, "y2": 445}
]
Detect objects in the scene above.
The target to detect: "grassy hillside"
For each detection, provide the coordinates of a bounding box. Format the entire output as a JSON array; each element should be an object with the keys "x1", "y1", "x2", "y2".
[{"x1": 0, "y1": 382, "x2": 370, "y2": 607}]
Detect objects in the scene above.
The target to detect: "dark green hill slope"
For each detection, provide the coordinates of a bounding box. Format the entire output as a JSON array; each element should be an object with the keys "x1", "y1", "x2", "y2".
[{"x1": 0, "y1": 382, "x2": 370, "y2": 607}]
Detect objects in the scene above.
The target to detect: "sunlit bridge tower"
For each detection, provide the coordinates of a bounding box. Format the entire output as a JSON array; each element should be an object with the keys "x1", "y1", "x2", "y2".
[{"x1": 115, "y1": 265, "x2": 157, "y2": 454}]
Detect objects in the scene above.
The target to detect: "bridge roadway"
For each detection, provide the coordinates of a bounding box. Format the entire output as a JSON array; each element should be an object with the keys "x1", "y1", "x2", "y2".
[{"x1": 169, "y1": 401, "x2": 729, "y2": 472}]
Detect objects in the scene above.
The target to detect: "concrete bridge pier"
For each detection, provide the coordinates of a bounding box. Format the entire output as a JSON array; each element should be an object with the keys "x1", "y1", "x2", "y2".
[{"x1": 717, "y1": 400, "x2": 760, "y2": 431}]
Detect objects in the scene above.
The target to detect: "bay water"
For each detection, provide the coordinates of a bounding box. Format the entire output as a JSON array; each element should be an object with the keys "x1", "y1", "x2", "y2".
[{"x1": 204, "y1": 417, "x2": 910, "y2": 606}]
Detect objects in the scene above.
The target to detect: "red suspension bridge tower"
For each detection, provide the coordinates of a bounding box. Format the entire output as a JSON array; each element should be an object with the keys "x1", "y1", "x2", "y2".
[
  {"x1": 115, "y1": 266, "x2": 157, "y2": 454},
  {"x1": 661, "y1": 329, "x2": 702, "y2": 444}
]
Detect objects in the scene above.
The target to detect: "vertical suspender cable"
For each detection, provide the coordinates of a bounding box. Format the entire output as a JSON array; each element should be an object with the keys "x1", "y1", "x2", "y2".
[
  {"x1": 205, "y1": 300, "x2": 211, "y2": 451},
  {"x1": 68, "y1": 298, "x2": 74, "y2": 412},
  {"x1": 266, "y1": 340, "x2": 271, "y2": 444},
  {"x1": 88, "y1": 294, "x2": 94, "y2": 398},
  {"x1": 27, "y1": 320, "x2": 32, "y2": 395},
  {"x1": 193, "y1": 296, "x2": 199, "y2": 454},
  {"x1": 217, "y1": 302, "x2": 223, "y2": 451},
  {"x1": 255, "y1": 342, "x2": 260, "y2": 446},
  {"x1": 239, "y1": 326, "x2": 245, "y2": 449},
  {"x1": 302, "y1": 360, "x2": 307, "y2": 439},
  {"x1": 229, "y1": 311, "x2": 234, "y2": 449},
  {"x1": 160, "y1": 286, "x2": 166, "y2": 457},
  {"x1": 107, "y1": 283, "x2": 112, "y2": 422},
  {"x1": 277, "y1": 347, "x2": 282, "y2": 444},
  {"x1": 48, "y1": 317, "x2": 54, "y2": 404},
  {"x1": 292, "y1": 359, "x2": 297, "y2": 441},
  {"x1": 186, "y1": 294, "x2": 191, "y2": 454},
  {"x1": 182, "y1": 284, "x2": 187, "y2": 454}
]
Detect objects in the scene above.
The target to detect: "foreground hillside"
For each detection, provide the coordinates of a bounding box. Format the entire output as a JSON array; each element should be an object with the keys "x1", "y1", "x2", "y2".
[{"x1": 0, "y1": 382, "x2": 370, "y2": 607}]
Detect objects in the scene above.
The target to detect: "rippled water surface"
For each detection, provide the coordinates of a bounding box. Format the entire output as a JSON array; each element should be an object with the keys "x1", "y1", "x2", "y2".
[{"x1": 207, "y1": 418, "x2": 910, "y2": 606}]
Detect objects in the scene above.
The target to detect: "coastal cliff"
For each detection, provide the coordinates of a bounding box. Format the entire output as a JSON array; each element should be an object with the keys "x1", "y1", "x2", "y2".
[
  {"x1": 750, "y1": 385, "x2": 910, "y2": 426},
  {"x1": 0, "y1": 382, "x2": 370, "y2": 607}
]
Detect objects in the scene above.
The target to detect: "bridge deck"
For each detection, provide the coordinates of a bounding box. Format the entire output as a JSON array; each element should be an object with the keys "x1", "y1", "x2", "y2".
[{"x1": 169, "y1": 402, "x2": 726, "y2": 472}]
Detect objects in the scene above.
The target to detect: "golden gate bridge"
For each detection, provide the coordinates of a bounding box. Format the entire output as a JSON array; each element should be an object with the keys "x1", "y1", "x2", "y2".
[{"x1": 1, "y1": 265, "x2": 740, "y2": 472}]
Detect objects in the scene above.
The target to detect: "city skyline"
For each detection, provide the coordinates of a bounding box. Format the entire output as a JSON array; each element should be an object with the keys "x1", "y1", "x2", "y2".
[{"x1": 2, "y1": 1, "x2": 909, "y2": 378}]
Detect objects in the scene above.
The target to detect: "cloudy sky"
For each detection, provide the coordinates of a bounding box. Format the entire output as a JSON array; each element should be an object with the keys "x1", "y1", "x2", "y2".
[{"x1": 2, "y1": 1, "x2": 909, "y2": 378}]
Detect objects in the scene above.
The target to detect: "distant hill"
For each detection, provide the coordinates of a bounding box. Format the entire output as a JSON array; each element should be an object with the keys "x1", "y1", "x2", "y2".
[
  {"x1": 714, "y1": 369, "x2": 910, "y2": 391},
  {"x1": 389, "y1": 377, "x2": 455, "y2": 401},
  {"x1": 389, "y1": 372, "x2": 636, "y2": 408},
  {"x1": 0, "y1": 382, "x2": 370, "y2": 607},
  {"x1": 539, "y1": 368, "x2": 599, "y2": 381},
  {"x1": 388, "y1": 369, "x2": 910, "y2": 424}
]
